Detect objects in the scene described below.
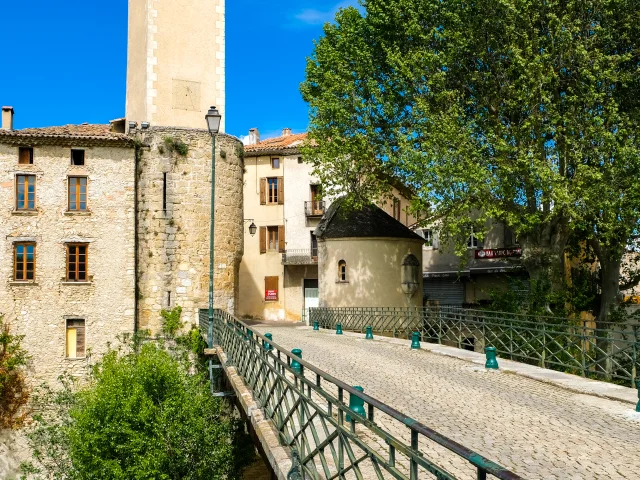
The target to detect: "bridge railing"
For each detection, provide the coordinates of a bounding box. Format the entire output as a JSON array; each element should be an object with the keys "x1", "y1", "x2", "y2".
[
  {"x1": 206, "y1": 308, "x2": 521, "y2": 480},
  {"x1": 309, "y1": 306, "x2": 640, "y2": 386}
]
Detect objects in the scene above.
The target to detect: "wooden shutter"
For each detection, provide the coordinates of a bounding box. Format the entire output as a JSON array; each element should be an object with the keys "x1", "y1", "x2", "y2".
[
  {"x1": 260, "y1": 226, "x2": 267, "y2": 254},
  {"x1": 76, "y1": 322, "x2": 86, "y2": 357},
  {"x1": 278, "y1": 177, "x2": 284, "y2": 204},
  {"x1": 265, "y1": 276, "x2": 279, "y2": 301},
  {"x1": 278, "y1": 225, "x2": 285, "y2": 253},
  {"x1": 432, "y1": 232, "x2": 439, "y2": 250},
  {"x1": 260, "y1": 178, "x2": 266, "y2": 205}
]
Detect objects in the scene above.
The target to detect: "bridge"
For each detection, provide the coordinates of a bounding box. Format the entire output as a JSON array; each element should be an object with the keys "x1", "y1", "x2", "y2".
[{"x1": 203, "y1": 309, "x2": 640, "y2": 479}]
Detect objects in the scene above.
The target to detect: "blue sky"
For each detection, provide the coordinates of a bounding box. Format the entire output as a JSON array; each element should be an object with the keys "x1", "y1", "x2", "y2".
[{"x1": 0, "y1": 0, "x2": 358, "y2": 140}]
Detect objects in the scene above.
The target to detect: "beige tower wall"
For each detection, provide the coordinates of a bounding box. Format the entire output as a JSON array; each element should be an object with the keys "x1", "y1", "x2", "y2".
[
  {"x1": 136, "y1": 128, "x2": 242, "y2": 332},
  {"x1": 126, "y1": 0, "x2": 226, "y2": 131}
]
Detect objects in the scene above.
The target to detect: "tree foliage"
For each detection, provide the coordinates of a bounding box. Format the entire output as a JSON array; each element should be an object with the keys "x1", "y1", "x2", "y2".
[
  {"x1": 0, "y1": 314, "x2": 30, "y2": 429},
  {"x1": 22, "y1": 334, "x2": 253, "y2": 480},
  {"x1": 302, "y1": 0, "x2": 640, "y2": 319}
]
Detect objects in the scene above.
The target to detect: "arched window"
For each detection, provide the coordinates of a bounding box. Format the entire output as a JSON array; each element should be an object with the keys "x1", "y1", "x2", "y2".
[{"x1": 338, "y1": 260, "x2": 347, "y2": 282}]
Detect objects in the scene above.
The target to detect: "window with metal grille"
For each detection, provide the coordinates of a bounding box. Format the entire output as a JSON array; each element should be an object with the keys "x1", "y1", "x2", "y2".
[
  {"x1": 16, "y1": 174, "x2": 36, "y2": 210},
  {"x1": 66, "y1": 319, "x2": 86, "y2": 358},
  {"x1": 338, "y1": 260, "x2": 347, "y2": 282},
  {"x1": 66, "y1": 244, "x2": 88, "y2": 281},
  {"x1": 14, "y1": 243, "x2": 35, "y2": 281},
  {"x1": 68, "y1": 177, "x2": 87, "y2": 211}
]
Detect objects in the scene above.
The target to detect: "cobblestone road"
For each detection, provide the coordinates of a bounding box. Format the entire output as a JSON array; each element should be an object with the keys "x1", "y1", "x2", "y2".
[{"x1": 251, "y1": 323, "x2": 640, "y2": 480}]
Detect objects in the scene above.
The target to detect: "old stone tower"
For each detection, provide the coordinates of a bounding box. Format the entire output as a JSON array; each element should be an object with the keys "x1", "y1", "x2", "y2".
[
  {"x1": 126, "y1": 0, "x2": 226, "y2": 131},
  {"x1": 125, "y1": 0, "x2": 242, "y2": 331}
]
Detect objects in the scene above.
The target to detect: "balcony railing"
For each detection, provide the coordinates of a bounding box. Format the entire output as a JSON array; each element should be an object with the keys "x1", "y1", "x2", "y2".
[
  {"x1": 282, "y1": 248, "x2": 318, "y2": 265},
  {"x1": 305, "y1": 200, "x2": 325, "y2": 217}
]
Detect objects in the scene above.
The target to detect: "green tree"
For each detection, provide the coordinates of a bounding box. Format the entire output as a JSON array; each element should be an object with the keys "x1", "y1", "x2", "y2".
[
  {"x1": 0, "y1": 314, "x2": 30, "y2": 428},
  {"x1": 301, "y1": 0, "x2": 640, "y2": 321},
  {"x1": 23, "y1": 336, "x2": 253, "y2": 480}
]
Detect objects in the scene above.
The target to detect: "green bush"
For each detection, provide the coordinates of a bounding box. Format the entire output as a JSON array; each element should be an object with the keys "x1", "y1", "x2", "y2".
[
  {"x1": 0, "y1": 314, "x2": 30, "y2": 428},
  {"x1": 23, "y1": 337, "x2": 253, "y2": 479}
]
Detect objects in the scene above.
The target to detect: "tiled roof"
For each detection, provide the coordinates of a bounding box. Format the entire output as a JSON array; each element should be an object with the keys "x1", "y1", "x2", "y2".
[
  {"x1": 0, "y1": 124, "x2": 134, "y2": 146},
  {"x1": 244, "y1": 132, "x2": 308, "y2": 154}
]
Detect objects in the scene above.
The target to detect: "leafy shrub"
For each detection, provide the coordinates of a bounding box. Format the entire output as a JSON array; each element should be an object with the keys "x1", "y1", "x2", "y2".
[{"x1": 0, "y1": 314, "x2": 30, "y2": 428}]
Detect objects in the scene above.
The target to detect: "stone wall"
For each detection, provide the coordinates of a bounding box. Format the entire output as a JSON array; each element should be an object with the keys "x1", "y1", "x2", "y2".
[
  {"x1": 0, "y1": 142, "x2": 136, "y2": 383},
  {"x1": 136, "y1": 127, "x2": 243, "y2": 331}
]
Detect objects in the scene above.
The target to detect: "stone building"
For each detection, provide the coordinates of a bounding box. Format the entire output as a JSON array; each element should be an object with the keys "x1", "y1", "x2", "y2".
[{"x1": 0, "y1": 111, "x2": 137, "y2": 382}]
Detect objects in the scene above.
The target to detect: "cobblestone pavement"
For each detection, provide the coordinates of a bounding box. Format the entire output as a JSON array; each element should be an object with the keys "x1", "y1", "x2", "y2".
[{"x1": 250, "y1": 323, "x2": 640, "y2": 480}]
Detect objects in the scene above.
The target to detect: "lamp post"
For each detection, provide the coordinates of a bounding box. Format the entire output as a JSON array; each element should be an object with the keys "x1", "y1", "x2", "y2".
[{"x1": 205, "y1": 106, "x2": 222, "y2": 349}]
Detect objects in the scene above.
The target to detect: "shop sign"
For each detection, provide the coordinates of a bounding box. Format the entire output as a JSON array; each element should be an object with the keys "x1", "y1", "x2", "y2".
[
  {"x1": 265, "y1": 289, "x2": 278, "y2": 301},
  {"x1": 474, "y1": 248, "x2": 522, "y2": 259}
]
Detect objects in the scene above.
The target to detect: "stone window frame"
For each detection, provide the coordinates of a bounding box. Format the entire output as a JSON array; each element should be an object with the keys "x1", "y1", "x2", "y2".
[{"x1": 271, "y1": 157, "x2": 280, "y2": 169}]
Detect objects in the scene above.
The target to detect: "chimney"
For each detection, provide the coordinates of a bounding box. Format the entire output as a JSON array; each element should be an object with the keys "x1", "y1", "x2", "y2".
[
  {"x1": 248, "y1": 128, "x2": 260, "y2": 145},
  {"x1": 282, "y1": 127, "x2": 292, "y2": 137},
  {"x1": 2, "y1": 106, "x2": 14, "y2": 130}
]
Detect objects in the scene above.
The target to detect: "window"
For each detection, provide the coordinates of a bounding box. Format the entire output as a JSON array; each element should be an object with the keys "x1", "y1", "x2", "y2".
[
  {"x1": 268, "y1": 177, "x2": 279, "y2": 203},
  {"x1": 163, "y1": 172, "x2": 168, "y2": 213},
  {"x1": 310, "y1": 232, "x2": 318, "y2": 258},
  {"x1": 393, "y1": 197, "x2": 401, "y2": 220},
  {"x1": 14, "y1": 243, "x2": 35, "y2": 281},
  {"x1": 71, "y1": 149, "x2": 85, "y2": 166},
  {"x1": 271, "y1": 157, "x2": 280, "y2": 169},
  {"x1": 265, "y1": 276, "x2": 278, "y2": 301},
  {"x1": 18, "y1": 147, "x2": 33, "y2": 164},
  {"x1": 420, "y1": 229, "x2": 434, "y2": 247},
  {"x1": 66, "y1": 244, "x2": 88, "y2": 281},
  {"x1": 338, "y1": 260, "x2": 347, "y2": 282},
  {"x1": 267, "y1": 226, "x2": 279, "y2": 251},
  {"x1": 467, "y1": 228, "x2": 482, "y2": 249},
  {"x1": 66, "y1": 319, "x2": 86, "y2": 358},
  {"x1": 298, "y1": 157, "x2": 303, "y2": 164},
  {"x1": 260, "y1": 177, "x2": 284, "y2": 205},
  {"x1": 68, "y1": 177, "x2": 88, "y2": 211},
  {"x1": 16, "y1": 174, "x2": 36, "y2": 210},
  {"x1": 259, "y1": 226, "x2": 285, "y2": 253}
]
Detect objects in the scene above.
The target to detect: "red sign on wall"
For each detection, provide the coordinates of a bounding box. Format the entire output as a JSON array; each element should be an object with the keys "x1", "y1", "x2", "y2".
[
  {"x1": 265, "y1": 289, "x2": 278, "y2": 301},
  {"x1": 474, "y1": 248, "x2": 522, "y2": 259}
]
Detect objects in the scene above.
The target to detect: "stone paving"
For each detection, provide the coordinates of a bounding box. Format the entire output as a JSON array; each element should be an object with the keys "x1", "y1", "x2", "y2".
[{"x1": 250, "y1": 323, "x2": 640, "y2": 480}]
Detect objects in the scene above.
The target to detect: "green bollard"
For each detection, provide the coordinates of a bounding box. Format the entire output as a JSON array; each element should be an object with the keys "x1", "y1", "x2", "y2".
[
  {"x1": 313, "y1": 321, "x2": 319, "y2": 331},
  {"x1": 336, "y1": 323, "x2": 343, "y2": 335},
  {"x1": 365, "y1": 326, "x2": 373, "y2": 340},
  {"x1": 264, "y1": 333, "x2": 273, "y2": 351},
  {"x1": 346, "y1": 386, "x2": 365, "y2": 423},
  {"x1": 291, "y1": 349, "x2": 302, "y2": 375},
  {"x1": 636, "y1": 379, "x2": 640, "y2": 413},
  {"x1": 485, "y1": 346, "x2": 499, "y2": 369},
  {"x1": 410, "y1": 332, "x2": 420, "y2": 349},
  {"x1": 247, "y1": 329, "x2": 253, "y2": 341}
]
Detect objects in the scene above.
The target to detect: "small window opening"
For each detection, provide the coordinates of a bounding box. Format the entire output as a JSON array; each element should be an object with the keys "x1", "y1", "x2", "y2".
[
  {"x1": 167, "y1": 291, "x2": 171, "y2": 307},
  {"x1": 338, "y1": 260, "x2": 347, "y2": 282},
  {"x1": 66, "y1": 319, "x2": 86, "y2": 358},
  {"x1": 297, "y1": 156, "x2": 303, "y2": 164},
  {"x1": 19, "y1": 147, "x2": 33, "y2": 164},
  {"x1": 163, "y1": 172, "x2": 168, "y2": 213},
  {"x1": 71, "y1": 149, "x2": 85, "y2": 166},
  {"x1": 271, "y1": 157, "x2": 280, "y2": 169}
]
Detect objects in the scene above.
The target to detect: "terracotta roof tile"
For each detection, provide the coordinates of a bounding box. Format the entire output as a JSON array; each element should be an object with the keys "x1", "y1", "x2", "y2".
[
  {"x1": 0, "y1": 124, "x2": 133, "y2": 146},
  {"x1": 244, "y1": 132, "x2": 308, "y2": 153}
]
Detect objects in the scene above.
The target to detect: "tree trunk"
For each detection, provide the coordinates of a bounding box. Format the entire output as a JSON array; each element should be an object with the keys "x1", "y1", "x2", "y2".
[{"x1": 594, "y1": 255, "x2": 622, "y2": 380}]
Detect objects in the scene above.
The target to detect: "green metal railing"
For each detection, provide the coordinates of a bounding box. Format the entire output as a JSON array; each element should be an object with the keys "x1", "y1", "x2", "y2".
[
  {"x1": 309, "y1": 306, "x2": 640, "y2": 387},
  {"x1": 204, "y1": 309, "x2": 522, "y2": 480}
]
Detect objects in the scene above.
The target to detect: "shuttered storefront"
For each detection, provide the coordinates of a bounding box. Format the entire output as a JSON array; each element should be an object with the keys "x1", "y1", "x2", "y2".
[{"x1": 423, "y1": 279, "x2": 465, "y2": 306}]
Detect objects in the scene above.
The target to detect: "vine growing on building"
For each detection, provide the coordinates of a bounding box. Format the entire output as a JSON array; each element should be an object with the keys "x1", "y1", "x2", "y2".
[{"x1": 0, "y1": 314, "x2": 30, "y2": 429}]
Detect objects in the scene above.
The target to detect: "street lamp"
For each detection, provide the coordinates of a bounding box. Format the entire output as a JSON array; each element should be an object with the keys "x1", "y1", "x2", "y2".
[
  {"x1": 245, "y1": 219, "x2": 257, "y2": 237},
  {"x1": 205, "y1": 106, "x2": 221, "y2": 354}
]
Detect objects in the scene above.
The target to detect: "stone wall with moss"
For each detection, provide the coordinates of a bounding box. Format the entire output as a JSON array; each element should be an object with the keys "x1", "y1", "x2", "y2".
[{"x1": 135, "y1": 127, "x2": 244, "y2": 332}]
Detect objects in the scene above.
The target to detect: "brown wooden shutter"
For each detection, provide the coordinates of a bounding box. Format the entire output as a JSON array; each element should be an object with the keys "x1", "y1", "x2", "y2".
[
  {"x1": 260, "y1": 178, "x2": 266, "y2": 205},
  {"x1": 278, "y1": 177, "x2": 284, "y2": 204},
  {"x1": 265, "y1": 276, "x2": 279, "y2": 301},
  {"x1": 278, "y1": 225, "x2": 285, "y2": 253},
  {"x1": 260, "y1": 226, "x2": 267, "y2": 254}
]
